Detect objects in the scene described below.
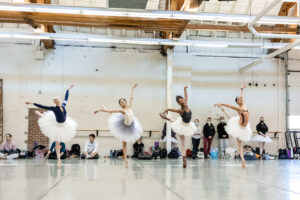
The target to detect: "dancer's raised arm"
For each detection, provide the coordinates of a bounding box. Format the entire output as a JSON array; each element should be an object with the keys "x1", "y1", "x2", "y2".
[
  {"x1": 62, "y1": 85, "x2": 74, "y2": 107},
  {"x1": 219, "y1": 103, "x2": 240, "y2": 113},
  {"x1": 94, "y1": 105, "x2": 125, "y2": 115},
  {"x1": 184, "y1": 86, "x2": 188, "y2": 105},
  {"x1": 215, "y1": 104, "x2": 231, "y2": 119},
  {"x1": 129, "y1": 83, "x2": 138, "y2": 108}
]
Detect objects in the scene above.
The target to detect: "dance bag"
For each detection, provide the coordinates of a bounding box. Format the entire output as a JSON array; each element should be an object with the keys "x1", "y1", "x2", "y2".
[
  {"x1": 70, "y1": 144, "x2": 81, "y2": 156},
  {"x1": 138, "y1": 152, "x2": 153, "y2": 160},
  {"x1": 278, "y1": 149, "x2": 288, "y2": 159},
  {"x1": 168, "y1": 147, "x2": 179, "y2": 159},
  {"x1": 152, "y1": 149, "x2": 160, "y2": 159},
  {"x1": 159, "y1": 149, "x2": 167, "y2": 158}
]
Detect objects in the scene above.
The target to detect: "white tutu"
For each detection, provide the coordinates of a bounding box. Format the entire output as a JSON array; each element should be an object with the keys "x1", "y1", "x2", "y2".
[
  {"x1": 171, "y1": 117, "x2": 197, "y2": 136},
  {"x1": 226, "y1": 116, "x2": 252, "y2": 142},
  {"x1": 38, "y1": 111, "x2": 78, "y2": 142},
  {"x1": 108, "y1": 113, "x2": 142, "y2": 143},
  {"x1": 252, "y1": 134, "x2": 272, "y2": 143}
]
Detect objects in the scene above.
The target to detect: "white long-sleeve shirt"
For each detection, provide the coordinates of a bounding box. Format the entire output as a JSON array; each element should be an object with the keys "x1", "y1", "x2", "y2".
[
  {"x1": 192, "y1": 126, "x2": 202, "y2": 139},
  {"x1": 85, "y1": 141, "x2": 98, "y2": 154}
]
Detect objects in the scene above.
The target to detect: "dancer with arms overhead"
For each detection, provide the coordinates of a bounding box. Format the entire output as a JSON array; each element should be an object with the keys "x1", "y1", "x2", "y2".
[
  {"x1": 215, "y1": 84, "x2": 252, "y2": 168},
  {"x1": 26, "y1": 85, "x2": 77, "y2": 168},
  {"x1": 94, "y1": 83, "x2": 142, "y2": 168},
  {"x1": 160, "y1": 86, "x2": 196, "y2": 168}
]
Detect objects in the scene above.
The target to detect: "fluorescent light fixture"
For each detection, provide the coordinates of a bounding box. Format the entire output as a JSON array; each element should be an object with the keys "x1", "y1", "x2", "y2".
[
  {"x1": 228, "y1": 43, "x2": 262, "y2": 48},
  {"x1": 0, "y1": 32, "x2": 12, "y2": 38},
  {"x1": 2, "y1": 30, "x2": 300, "y2": 50},
  {"x1": 82, "y1": 10, "x2": 127, "y2": 17},
  {"x1": 193, "y1": 43, "x2": 228, "y2": 48},
  {"x1": 13, "y1": 33, "x2": 50, "y2": 40},
  {"x1": 35, "y1": 7, "x2": 81, "y2": 15},
  {"x1": 282, "y1": 0, "x2": 300, "y2": 2},
  {"x1": 0, "y1": 2, "x2": 299, "y2": 25},
  {"x1": 0, "y1": 5, "x2": 32, "y2": 12}
]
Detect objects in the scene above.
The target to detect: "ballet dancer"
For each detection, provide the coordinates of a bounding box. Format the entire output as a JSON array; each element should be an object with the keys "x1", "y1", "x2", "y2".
[
  {"x1": 214, "y1": 84, "x2": 252, "y2": 168},
  {"x1": 25, "y1": 85, "x2": 77, "y2": 168},
  {"x1": 94, "y1": 83, "x2": 142, "y2": 168},
  {"x1": 160, "y1": 86, "x2": 196, "y2": 168},
  {"x1": 252, "y1": 116, "x2": 272, "y2": 156}
]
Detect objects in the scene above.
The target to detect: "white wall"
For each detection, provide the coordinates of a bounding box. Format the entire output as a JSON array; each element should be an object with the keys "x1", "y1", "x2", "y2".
[
  {"x1": 0, "y1": 43, "x2": 291, "y2": 155},
  {"x1": 0, "y1": 44, "x2": 166, "y2": 155},
  {"x1": 171, "y1": 53, "x2": 286, "y2": 154}
]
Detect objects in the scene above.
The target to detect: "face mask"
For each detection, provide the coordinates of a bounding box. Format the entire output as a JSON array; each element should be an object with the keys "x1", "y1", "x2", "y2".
[
  {"x1": 208, "y1": 121, "x2": 211, "y2": 124},
  {"x1": 195, "y1": 122, "x2": 199, "y2": 126},
  {"x1": 260, "y1": 120, "x2": 264, "y2": 123},
  {"x1": 221, "y1": 120, "x2": 225, "y2": 123}
]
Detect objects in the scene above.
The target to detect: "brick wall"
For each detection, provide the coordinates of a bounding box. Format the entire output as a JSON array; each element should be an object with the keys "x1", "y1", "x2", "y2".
[{"x1": 27, "y1": 108, "x2": 49, "y2": 151}]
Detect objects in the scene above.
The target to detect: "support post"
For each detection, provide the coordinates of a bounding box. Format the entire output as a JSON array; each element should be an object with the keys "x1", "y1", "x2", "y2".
[
  {"x1": 166, "y1": 48, "x2": 173, "y2": 153},
  {"x1": 284, "y1": 52, "x2": 290, "y2": 131}
]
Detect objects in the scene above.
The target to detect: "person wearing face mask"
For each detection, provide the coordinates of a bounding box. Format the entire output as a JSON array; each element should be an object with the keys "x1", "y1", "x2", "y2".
[
  {"x1": 252, "y1": 116, "x2": 272, "y2": 155},
  {"x1": 217, "y1": 117, "x2": 229, "y2": 157},
  {"x1": 203, "y1": 117, "x2": 215, "y2": 158},
  {"x1": 192, "y1": 119, "x2": 201, "y2": 159}
]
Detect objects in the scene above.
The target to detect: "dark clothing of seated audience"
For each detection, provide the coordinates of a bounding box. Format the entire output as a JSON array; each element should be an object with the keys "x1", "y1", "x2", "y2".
[
  {"x1": 48, "y1": 142, "x2": 67, "y2": 160},
  {"x1": 133, "y1": 142, "x2": 144, "y2": 158}
]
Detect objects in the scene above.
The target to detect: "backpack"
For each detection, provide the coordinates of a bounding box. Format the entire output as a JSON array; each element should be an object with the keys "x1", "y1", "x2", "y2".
[
  {"x1": 152, "y1": 149, "x2": 160, "y2": 159},
  {"x1": 168, "y1": 147, "x2": 179, "y2": 159},
  {"x1": 159, "y1": 148, "x2": 167, "y2": 158},
  {"x1": 186, "y1": 149, "x2": 192, "y2": 158},
  {"x1": 278, "y1": 148, "x2": 288, "y2": 159},
  {"x1": 70, "y1": 144, "x2": 81, "y2": 156},
  {"x1": 138, "y1": 152, "x2": 153, "y2": 160}
]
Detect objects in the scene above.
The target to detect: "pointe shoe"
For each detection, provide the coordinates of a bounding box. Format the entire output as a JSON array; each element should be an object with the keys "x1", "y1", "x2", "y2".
[
  {"x1": 183, "y1": 156, "x2": 187, "y2": 168},
  {"x1": 57, "y1": 160, "x2": 61, "y2": 169},
  {"x1": 241, "y1": 160, "x2": 246, "y2": 168}
]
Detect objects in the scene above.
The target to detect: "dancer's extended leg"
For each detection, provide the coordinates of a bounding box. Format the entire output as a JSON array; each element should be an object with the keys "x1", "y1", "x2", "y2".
[
  {"x1": 123, "y1": 141, "x2": 128, "y2": 168},
  {"x1": 237, "y1": 139, "x2": 245, "y2": 168},
  {"x1": 55, "y1": 142, "x2": 61, "y2": 168},
  {"x1": 180, "y1": 135, "x2": 187, "y2": 168}
]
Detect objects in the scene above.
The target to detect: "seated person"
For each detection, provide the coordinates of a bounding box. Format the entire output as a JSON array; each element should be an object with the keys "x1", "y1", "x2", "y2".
[
  {"x1": 243, "y1": 145, "x2": 257, "y2": 160},
  {"x1": 0, "y1": 133, "x2": 19, "y2": 160},
  {"x1": 34, "y1": 145, "x2": 48, "y2": 159},
  {"x1": 81, "y1": 134, "x2": 99, "y2": 159},
  {"x1": 133, "y1": 137, "x2": 144, "y2": 158},
  {"x1": 46, "y1": 142, "x2": 67, "y2": 160}
]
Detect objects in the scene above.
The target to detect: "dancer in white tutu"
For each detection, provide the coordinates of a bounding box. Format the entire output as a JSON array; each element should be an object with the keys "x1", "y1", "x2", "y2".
[
  {"x1": 160, "y1": 86, "x2": 196, "y2": 168},
  {"x1": 94, "y1": 83, "x2": 142, "y2": 167},
  {"x1": 252, "y1": 116, "x2": 272, "y2": 156},
  {"x1": 214, "y1": 84, "x2": 252, "y2": 168},
  {"x1": 25, "y1": 85, "x2": 77, "y2": 168}
]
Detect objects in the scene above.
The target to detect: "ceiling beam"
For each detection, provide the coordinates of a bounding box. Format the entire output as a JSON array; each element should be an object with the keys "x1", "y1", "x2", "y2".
[
  {"x1": 26, "y1": 0, "x2": 55, "y2": 49},
  {"x1": 270, "y1": 2, "x2": 297, "y2": 46},
  {"x1": 187, "y1": 24, "x2": 298, "y2": 33},
  {"x1": 162, "y1": 0, "x2": 202, "y2": 55}
]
